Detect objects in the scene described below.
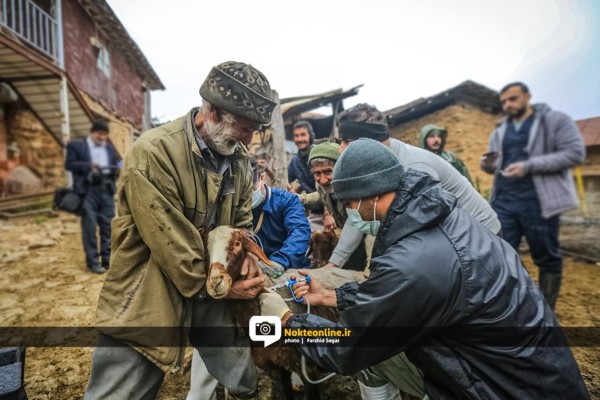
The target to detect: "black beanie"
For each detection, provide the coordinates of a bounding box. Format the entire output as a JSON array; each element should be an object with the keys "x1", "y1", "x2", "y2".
[{"x1": 91, "y1": 119, "x2": 109, "y2": 133}]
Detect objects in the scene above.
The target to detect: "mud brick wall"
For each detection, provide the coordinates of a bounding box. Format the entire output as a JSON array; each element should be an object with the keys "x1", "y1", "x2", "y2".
[
  {"x1": 389, "y1": 103, "x2": 501, "y2": 195},
  {"x1": 3, "y1": 109, "x2": 65, "y2": 191}
]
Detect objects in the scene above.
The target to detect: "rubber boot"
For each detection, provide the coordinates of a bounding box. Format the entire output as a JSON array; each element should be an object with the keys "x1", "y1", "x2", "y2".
[{"x1": 538, "y1": 272, "x2": 562, "y2": 311}]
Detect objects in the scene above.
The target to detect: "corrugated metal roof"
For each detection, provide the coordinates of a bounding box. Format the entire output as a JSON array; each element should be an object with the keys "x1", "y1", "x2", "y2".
[
  {"x1": 384, "y1": 80, "x2": 502, "y2": 126},
  {"x1": 280, "y1": 85, "x2": 363, "y2": 117},
  {"x1": 576, "y1": 117, "x2": 600, "y2": 147}
]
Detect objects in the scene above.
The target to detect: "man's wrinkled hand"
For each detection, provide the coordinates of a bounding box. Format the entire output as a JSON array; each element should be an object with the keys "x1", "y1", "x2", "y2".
[
  {"x1": 291, "y1": 270, "x2": 326, "y2": 306},
  {"x1": 259, "y1": 290, "x2": 291, "y2": 320},
  {"x1": 225, "y1": 271, "x2": 265, "y2": 300}
]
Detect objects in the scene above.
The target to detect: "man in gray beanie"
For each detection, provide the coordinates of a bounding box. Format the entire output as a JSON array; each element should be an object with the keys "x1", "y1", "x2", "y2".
[
  {"x1": 85, "y1": 61, "x2": 276, "y2": 400},
  {"x1": 257, "y1": 139, "x2": 589, "y2": 399}
]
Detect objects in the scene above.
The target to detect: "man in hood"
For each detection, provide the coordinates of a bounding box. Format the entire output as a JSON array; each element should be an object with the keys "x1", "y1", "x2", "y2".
[
  {"x1": 419, "y1": 124, "x2": 473, "y2": 184},
  {"x1": 481, "y1": 82, "x2": 585, "y2": 311},
  {"x1": 259, "y1": 138, "x2": 589, "y2": 400}
]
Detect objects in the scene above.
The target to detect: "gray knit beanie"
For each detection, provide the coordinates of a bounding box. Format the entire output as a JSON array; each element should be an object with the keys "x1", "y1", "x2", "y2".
[{"x1": 332, "y1": 138, "x2": 403, "y2": 202}]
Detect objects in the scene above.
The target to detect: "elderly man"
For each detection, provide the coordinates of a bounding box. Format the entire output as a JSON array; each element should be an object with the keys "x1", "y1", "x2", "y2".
[
  {"x1": 324, "y1": 103, "x2": 500, "y2": 270},
  {"x1": 481, "y1": 82, "x2": 585, "y2": 310},
  {"x1": 65, "y1": 119, "x2": 119, "y2": 274},
  {"x1": 418, "y1": 124, "x2": 473, "y2": 184},
  {"x1": 260, "y1": 139, "x2": 589, "y2": 399},
  {"x1": 85, "y1": 61, "x2": 276, "y2": 400}
]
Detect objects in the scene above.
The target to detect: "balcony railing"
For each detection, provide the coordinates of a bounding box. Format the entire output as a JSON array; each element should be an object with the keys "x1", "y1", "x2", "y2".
[{"x1": 0, "y1": 0, "x2": 59, "y2": 63}]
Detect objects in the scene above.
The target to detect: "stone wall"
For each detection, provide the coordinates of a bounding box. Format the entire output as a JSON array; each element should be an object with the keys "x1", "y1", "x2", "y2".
[
  {"x1": 390, "y1": 103, "x2": 501, "y2": 195},
  {"x1": 0, "y1": 107, "x2": 65, "y2": 194}
]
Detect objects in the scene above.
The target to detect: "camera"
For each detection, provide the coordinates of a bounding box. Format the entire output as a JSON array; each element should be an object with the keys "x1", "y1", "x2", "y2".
[{"x1": 255, "y1": 322, "x2": 275, "y2": 336}]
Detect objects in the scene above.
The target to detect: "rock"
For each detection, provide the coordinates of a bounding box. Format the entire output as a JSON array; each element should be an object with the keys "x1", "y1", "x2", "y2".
[
  {"x1": 29, "y1": 238, "x2": 56, "y2": 249},
  {"x1": 1, "y1": 249, "x2": 29, "y2": 263}
]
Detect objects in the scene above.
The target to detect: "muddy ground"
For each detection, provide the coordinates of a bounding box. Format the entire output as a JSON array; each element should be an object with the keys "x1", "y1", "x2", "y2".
[{"x1": 0, "y1": 214, "x2": 598, "y2": 399}]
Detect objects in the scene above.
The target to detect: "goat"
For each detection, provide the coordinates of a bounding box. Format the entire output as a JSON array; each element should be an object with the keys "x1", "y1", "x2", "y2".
[
  {"x1": 308, "y1": 229, "x2": 340, "y2": 268},
  {"x1": 205, "y1": 225, "x2": 365, "y2": 399}
]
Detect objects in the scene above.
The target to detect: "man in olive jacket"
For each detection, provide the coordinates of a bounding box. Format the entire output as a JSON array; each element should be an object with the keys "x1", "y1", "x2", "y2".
[{"x1": 85, "y1": 62, "x2": 277, "y2": 400}]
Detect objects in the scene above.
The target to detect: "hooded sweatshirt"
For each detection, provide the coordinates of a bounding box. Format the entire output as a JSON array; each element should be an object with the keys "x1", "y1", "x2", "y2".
[{"x1": 419, "y1": 124, "x2": 473, "y2": 184}]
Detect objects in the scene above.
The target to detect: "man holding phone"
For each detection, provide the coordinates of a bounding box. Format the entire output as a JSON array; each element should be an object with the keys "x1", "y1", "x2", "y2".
[{"x1": 480, "y1": 82, "x2": 585, "y2": 310}]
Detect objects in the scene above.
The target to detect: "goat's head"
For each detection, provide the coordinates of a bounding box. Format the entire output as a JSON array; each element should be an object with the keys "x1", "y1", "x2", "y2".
[{"x1": 205, "y1": 226, "x2": 273, "y2": 299}]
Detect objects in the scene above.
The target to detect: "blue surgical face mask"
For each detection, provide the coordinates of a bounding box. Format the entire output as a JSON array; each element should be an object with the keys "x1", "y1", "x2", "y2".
[
  {"x1": 251, "y1": 187, "x2": 264, "y2": 209},
  {"x1": 346, "y1": 199, "x2": 380, "y2": 236}
]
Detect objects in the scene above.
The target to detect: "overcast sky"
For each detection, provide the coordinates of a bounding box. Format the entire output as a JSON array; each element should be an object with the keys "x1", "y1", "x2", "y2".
[{"x1": 107, "y1": 0, "x2": 600, "y2": 122}]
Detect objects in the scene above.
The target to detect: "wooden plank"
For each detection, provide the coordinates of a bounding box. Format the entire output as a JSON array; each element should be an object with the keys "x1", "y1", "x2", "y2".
[{"x1": 269, "y1": 90, "x2": 289, "y2": 189}]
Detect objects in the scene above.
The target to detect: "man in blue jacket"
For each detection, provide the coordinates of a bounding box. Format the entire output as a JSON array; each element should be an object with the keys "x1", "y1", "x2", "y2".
[
  {"x1": 251, "y1": 162, "x2": 311, "y2": 272},
  {"x1": 65, "y1": 119, "x2": 119, "y2": 274}
]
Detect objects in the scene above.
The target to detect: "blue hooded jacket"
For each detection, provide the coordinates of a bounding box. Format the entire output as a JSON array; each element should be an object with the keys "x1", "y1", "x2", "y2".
[{"x1": 252, "y1": 185, "x2": 311, "y2": 269}]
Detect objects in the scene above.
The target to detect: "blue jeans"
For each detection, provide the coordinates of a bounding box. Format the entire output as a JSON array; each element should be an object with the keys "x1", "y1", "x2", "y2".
[
  {"x1": 492, "y1": 192, "x2": 562, "y2": 274},
  {"x1": 81, "y1": 187, "x2": 115, "y2": 269}
]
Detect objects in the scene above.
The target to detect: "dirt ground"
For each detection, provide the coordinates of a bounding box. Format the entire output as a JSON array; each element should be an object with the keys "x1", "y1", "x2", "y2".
[{"x1": 0, "y1": 213, "x2": 598, "y2": 399}]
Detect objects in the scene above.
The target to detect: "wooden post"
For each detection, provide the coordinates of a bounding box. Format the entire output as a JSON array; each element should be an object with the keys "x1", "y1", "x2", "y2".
[{"x1": 269, "y1": 90, "x2": 288, "y2": 189}]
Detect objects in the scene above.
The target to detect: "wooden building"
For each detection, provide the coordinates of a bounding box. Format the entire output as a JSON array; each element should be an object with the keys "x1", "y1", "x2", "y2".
[{"x1": 0, "y1": 0, "x2": 163, "y2": 196}]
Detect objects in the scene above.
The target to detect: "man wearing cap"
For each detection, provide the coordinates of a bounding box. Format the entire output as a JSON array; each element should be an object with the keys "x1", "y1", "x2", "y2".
[
  {"x1": 298, "y1": 141, "x2": 370, "y2": 270},
  {"x1": 418, "y1": 124, "x2": 473, "y2": 184},
  {"x1": 85, "y1": 62, "x2": 277, "y2": 400},
  {"x1": 65, "y1": 119, "x2": 119, "y2": 275},
  {"x1": 324, "y1": 103, "x2": 500, "y2": 270},
  {"x1": 258, "y1": 138, "x2": 589, "y2": 400}
]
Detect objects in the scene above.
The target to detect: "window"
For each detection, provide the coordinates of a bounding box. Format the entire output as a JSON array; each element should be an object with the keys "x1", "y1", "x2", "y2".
[{"x1": 97, "y1": 46, "x2": 111, "y2": 78}]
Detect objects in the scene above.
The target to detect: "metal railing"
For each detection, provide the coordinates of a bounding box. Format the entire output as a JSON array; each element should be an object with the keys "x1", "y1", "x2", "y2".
[{"x1": 0, "y1": 0, "x2": 59, "y2": 63}]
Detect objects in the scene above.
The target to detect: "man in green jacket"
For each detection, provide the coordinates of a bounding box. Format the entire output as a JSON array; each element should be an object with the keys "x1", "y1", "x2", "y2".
[
  {"x1": 84, "y1": 61, "x2": 277, "y2": 400},
  {"x1": 419, "y1": 124, "x2": 473, "y2": 184}
]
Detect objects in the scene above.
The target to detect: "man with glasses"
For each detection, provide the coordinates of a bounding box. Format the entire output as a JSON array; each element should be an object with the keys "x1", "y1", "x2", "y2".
[{"x1": 85, "y1": 61, "x2": 276, "y2": 400}]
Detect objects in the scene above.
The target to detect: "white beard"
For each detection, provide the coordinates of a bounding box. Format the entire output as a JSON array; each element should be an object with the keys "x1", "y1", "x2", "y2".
[{"x1": 204, "y1": 114, "x2": 238, "y2": 156}]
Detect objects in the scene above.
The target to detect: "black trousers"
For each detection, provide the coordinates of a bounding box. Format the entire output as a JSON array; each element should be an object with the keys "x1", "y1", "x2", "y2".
[{"x1": 81, "y1": 187, "x2": 115, "y2": 269}]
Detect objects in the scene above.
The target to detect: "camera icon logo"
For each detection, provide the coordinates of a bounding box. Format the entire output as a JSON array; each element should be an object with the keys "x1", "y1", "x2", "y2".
[{"x1": 249, "y1": 316, "x2": 281, "y2": 347}]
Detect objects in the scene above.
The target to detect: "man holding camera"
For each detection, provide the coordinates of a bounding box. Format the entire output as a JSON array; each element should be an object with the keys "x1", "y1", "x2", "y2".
[{"x1": 65, "y1": 119, "x2": 119, "y2": 274}]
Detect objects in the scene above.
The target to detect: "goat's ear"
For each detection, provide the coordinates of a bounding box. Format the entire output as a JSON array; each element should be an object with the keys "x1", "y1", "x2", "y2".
[{"x1": 241, "y1": 233, "x2": 274, "y2": 266}]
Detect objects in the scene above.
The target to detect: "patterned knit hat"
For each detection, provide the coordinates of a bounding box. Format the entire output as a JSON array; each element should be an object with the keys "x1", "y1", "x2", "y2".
[
  {"x1": 332, "y1": 138, "x2": 403, "y2": 202},
  {"x1": 199, "y1": 61, "x2": 276, "y2": 124}
]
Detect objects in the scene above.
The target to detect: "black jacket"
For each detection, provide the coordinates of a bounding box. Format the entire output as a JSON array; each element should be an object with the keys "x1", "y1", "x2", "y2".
[
  {"x1": 287, "y1": 169, "x2": 589, "y2": 399},
  {"x1": 65, "y1": 138, "x2": 118, "y2": 194}
]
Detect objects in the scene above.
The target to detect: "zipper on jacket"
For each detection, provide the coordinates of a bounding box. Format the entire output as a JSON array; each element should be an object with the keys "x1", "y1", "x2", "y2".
[{"x1": 172, "y1": 298, "x2": 190, "y2": 373}]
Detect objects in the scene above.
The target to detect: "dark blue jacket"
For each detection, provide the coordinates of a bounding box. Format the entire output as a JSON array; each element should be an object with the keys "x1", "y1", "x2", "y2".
[
  {"x1": 288, "y1": 169, "x2": 589, "y2": 399},
  {"x1": 252, "y1": 185, "x2": 311, "y2": 269},
  {"x1": 288, "y1": 151, "x2": 316, "y2": 194},
  {"x1": 65, "y1": 138, "x2": 118, "y2": 194}
]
